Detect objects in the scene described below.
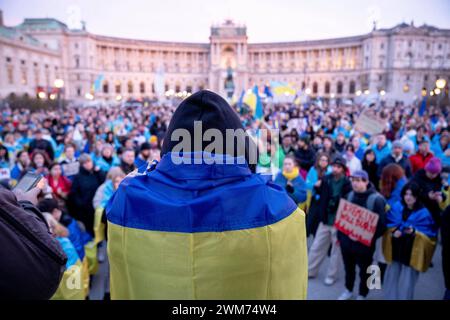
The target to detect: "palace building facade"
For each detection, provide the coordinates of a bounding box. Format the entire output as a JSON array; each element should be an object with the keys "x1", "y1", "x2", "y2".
[{"x1": 1, "y1": 10, "x2": 449, "y2": 103}]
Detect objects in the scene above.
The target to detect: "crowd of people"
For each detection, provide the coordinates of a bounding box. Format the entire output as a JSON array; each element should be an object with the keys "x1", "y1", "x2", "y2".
[{"x1": 0, "y1": 94, "x2": 449, "y2": 300}]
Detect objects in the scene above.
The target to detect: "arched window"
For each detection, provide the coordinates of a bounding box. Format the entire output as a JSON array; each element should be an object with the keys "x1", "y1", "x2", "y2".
[
  {"x1": 128, "y1": 81, "x2": 133, "y2": 94},
  {"x1": 312, "y1": 82, "x2": 318, "y2": 94},
  {"x1": 324, "y1": 82, "x2": 330, "y2": 94},
  {"x1": 103, "y1": 81, "x2": 109, "y2": 94},
  {"x1": 186, "y1": 85, "x2": 193, "y2": 93},
  {"x1": 349, "y1": 81, "x2": 356, "y2": 94},
  {"x1": 139, "y1": 81, "x2": 145, "y2": 94},
  {"x1": 115, "y1": 81, "x2": 121, "y2": 94},
  {"x1": 337, "y1": 81, "x2": 343, "y2": 94}
]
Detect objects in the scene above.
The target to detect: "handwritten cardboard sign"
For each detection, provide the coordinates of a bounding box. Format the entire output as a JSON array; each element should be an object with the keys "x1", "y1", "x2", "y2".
[
  {"x1": 354, "y1": 108, "x2": 387, "y2": 136},
  {"x1": 334, "y1": 199, "x2": 379, "y2": 247}
]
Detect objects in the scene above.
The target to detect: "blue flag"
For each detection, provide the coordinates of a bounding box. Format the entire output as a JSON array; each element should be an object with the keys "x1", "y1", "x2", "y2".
[
  {"x1": 253, "y1": 85, "x2": 263, "y2": 120},
  {"x1": 419, "y1": 97, "x2": 427, "y2": 116},
  {"x1": 264, "y1": 85, "x2": 273, "y2": 98},
  {"x1": 238, "y1": 90, "x2": 245, "y2": 109}
]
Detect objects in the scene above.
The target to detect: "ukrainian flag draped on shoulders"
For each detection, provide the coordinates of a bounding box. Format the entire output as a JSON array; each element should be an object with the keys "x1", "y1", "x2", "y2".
[{"x1": 105, "y1": 90, "x2": 307, "y2": 300}]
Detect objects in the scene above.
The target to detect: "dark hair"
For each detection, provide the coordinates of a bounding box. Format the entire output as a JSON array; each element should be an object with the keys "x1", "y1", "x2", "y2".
[
  {"x1": 400, "y1": 182, "x2": 422, "y2": 209},
  {"x1": 314, "y1": 152, "x2": 330, "y2": 178},
  {"x1": 345, "y1": 144, "x2": 355, "y2": 152},
  {"x1": 284, "y1": 155, "x2": 298, "y2": 166},
  {"x1": 48, "y1": 162, "x2": 61, "y2": 172},
  {"x1": 37, "y1": 198, "x2": 59, "y2": 213},
  {"x1": 65, "y1": 142, "x2": 76, "y2": 151}
]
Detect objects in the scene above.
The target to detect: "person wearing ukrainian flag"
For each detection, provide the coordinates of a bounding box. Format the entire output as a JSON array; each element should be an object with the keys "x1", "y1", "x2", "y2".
[{"x1": 106, "y1": 90, "x2": 308, "y2": 299}]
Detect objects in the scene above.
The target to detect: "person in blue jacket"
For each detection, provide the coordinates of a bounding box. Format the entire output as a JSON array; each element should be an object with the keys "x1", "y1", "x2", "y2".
[
  {"x1": 274, "y1": 155, "x2": 307, "y2": 205},
  {"x1": 372, "y1": 134, "x2": 392, "y2": 165}
]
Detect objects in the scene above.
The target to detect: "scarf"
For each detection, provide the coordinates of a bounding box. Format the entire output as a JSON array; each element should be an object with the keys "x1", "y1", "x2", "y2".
[{"x1": 282, "y1": 167, "x2": 299, "y2": 181}]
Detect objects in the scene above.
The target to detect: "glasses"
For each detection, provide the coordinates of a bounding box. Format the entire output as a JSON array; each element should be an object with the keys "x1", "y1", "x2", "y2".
[{"x1": 319, "y1": 158, "x2": 328, "y2": 162}]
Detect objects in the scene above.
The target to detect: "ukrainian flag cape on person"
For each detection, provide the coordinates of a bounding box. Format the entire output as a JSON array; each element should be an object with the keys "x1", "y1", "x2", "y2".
[{"x1": 106, "y1": 152, "x2": 308, "y2": 299}]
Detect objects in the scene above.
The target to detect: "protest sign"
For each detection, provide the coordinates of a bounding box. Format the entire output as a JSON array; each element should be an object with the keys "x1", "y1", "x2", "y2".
[
  {"x1": 354, "y1": 108, "x2": 387, "y2": 135},
  {"x1": 334, "y1": 199, "x2": 379, "y2": 247}
]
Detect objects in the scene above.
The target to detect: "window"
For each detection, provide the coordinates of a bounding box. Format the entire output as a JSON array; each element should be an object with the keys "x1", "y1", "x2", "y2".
[
  {"x1": 6, "y1": 57, "x2": 11, "y2": 63},
  {"x1": 337, "y1": 81, "x2": 343, "y2": 94},
  {"x1": 21, "y1": 70, "x2": 27, "y2": 85},
  {"x1": 75, "y1": 56, "x2": 80, "y2": 68},
  {"x1": 186, "y1": 85, "x2": 192, "y2": 93},
  {"x1": 139, "y1": 81, "x2": 145, "y2": 94},
  {"x1": 7, "y1": 66, "x2": 14, "y2": 84},
  {"x1": 103, "y1": 81, "x2": 109, "y2": 94},
  {"x1": 127, "y1": 81, "x2": 133, "y2": 94},
  {"x1": 312, "y1": 82, "x2": 318, "y2": 94},
  {"x1": 424, "y1": 74, "x2": 428, "y2": 81},
  {"x1": 349, "y1": 81, "x2": 356, "y2": 94},
  {"x1": 301, "y1": 82, "x2": 306, "y2": 90},
  {"x1": 34, "y1": 71, "x2": 39, "y2": 85},
  {"x1": 380, "y1": 43, "x2": 384, "y2": 49},
  {"x1": 165, "y1": 84, "x2": 169, "y2": 92},
  {"x1": 379, "y1": 75, "x2": 383, "y2": 81},
  {"x1": 324, "y1": 82, "x2": 330, "y2": 94},
  {"x1": 21, "y1": 60, "x2": 26, "y2": 65},
  {"x1": 438, "y1": 44, "x2": 442, "y2": 50},
  {"x1": 77, "y1": 87, "x2": 82, "y2": 96},
  {"x1": 115, "y1": 82, "x2": 121, "y2": 94},
  {"x1": 175, "y1": 85, "x2": 181, "y2": 92}
]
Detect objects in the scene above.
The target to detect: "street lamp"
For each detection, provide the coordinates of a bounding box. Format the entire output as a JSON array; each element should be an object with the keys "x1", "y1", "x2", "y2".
[
  {"x1": 435, "y1": 78, "x2": 447, "y2": 109},
  {"x1": 54, "y1": 79, "x2": 64, "y2": 110},
  {"x1": 38, "y1": 91, "x2": 47, "y2": 99},
  {"x1": 436, "y1": 78, "x2": 447, "y2": 90}
]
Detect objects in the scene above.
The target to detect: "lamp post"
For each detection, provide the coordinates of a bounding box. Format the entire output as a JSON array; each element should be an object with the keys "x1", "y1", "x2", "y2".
[
  {"x1": 54, "y1": 79, "x2": 64, "y2": 111},
  {"x1": 436, "y1": 78, "x2": 447, "y2": 109}
]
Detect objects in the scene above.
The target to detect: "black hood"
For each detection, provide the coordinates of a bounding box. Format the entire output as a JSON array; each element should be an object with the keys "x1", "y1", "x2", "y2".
[{"x1": 161, "y1": 90, "x2": 257, "y2": 172}]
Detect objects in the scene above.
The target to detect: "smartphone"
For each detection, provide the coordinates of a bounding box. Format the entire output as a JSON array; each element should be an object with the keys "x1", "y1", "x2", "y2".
[{"x1": 14, "y1": 172, "x2": 42, "y2": 192}]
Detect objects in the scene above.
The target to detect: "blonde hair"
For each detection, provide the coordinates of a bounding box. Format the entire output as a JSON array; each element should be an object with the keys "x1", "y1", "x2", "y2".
[{"x1": 106, "y1": 166, "x2": 125, "y2": 181}]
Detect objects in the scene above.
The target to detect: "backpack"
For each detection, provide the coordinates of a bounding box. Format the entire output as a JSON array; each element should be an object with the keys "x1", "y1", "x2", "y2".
[{"x1": 347, "y1": 191, "x2": 383, "y2": 212}]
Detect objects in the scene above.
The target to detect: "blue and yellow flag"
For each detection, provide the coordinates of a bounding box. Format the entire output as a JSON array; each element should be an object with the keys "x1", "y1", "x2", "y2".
[
  {"x1": 270, "y1": 81, "x2": 296, "y2": 96},
  {"x1": 92, "y1": 74, "x2": 104, "y2": 93},
  {"x1": 106, "y1": 152, "x2": 307, "y2": 299}
]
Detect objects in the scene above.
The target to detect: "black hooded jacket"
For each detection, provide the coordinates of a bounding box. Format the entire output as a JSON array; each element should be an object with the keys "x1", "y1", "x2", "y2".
[
  {"x1": 337, "y1": 183, "x2": 387, "y2": 252},
  {"x1": 0, "y1": 187, "x2": 67, "y2": 299},
  {"x1": 161, "y1": 90, "x2": 257, "y2": 172}
]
